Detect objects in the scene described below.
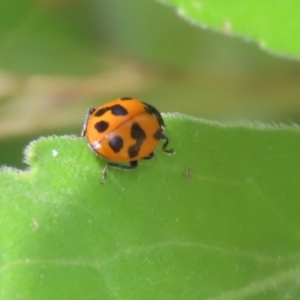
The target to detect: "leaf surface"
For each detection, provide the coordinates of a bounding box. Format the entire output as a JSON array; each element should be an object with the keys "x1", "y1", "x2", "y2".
[
  {"x1": 1, "y1": 115, "x2": 300, "y2": 299},
  {"x1": 162, "y1": 0, "x2": 300, "y2": 58}
]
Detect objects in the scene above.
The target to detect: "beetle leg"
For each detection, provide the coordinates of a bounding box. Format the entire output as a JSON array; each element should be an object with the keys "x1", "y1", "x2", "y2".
[
  {"x1": 160, "y1": 132, "x2": 174, "y2": 154},
  {"x1": 101, "y1": 161, "x2": 138, "y2": 184},
  {"x1": 142, "y1": 152, "x2": 154, "y2": 160},
  {"x1": 81, "y1": 108, "x2": 96, "y2": 137}
]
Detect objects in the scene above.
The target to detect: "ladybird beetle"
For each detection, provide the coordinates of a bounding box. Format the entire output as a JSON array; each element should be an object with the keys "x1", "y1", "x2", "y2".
[{"x1": 81, "y1": 97, "x2": 174, "y2": 183}]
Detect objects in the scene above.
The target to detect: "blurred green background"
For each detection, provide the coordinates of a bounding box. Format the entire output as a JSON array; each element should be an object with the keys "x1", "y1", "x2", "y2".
[{"x1": 1, "y1": 0, "x2": 300, "y2": 168}]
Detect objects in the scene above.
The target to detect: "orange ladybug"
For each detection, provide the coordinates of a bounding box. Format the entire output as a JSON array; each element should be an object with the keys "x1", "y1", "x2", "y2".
[{"x1": 81, "y1": 97, "x2": 174, "y2": 183}]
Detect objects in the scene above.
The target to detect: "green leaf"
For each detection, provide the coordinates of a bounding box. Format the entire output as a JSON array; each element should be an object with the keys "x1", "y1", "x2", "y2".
[
  {"x1": 161, "y1": 0, "x2": 300, "y2": 58},
  {"x1": 1, "y1": 115, "x2": 300, "y2": 299}
]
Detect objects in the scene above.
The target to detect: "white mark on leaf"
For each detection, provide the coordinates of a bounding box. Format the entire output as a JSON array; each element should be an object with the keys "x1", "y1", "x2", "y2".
[
  {"x1": 52, "y1": 149, "x2": 59, "y2": 157},
  {"x1": 223, "y1": 20, "x2": 232, "y2": 33}
]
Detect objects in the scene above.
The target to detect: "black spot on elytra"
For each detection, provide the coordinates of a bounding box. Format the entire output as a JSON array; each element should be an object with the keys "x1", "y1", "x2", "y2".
[
  {"x1": 109, "y1": 136, "x2": 124, "y2": 153},
  {"x1": 128, "y1": 144, "x2": 140, "y2": 158},
  {"x1": 120, "y1": 97, "x2": 133, "y2": 100},
  {"x1": 131, "y1": 123, "x2": 146, "y2": 141},
  {"x1": 94, "y1": 107, "x2": 109, "y2": 117},
  {"x1": 128, "y1": 123, "x2": 147, "y2": 158},
  {"x1": 94, "y1": 120, "x2": 109, "y2": 133},
  {"x1": 153, "y1": 129, "x2": 162, "y2": 140},
  {"x1": 94, "y1": 104, "x2": 128, "y2": 117},
  {"x1": 111, "y1": 104, "x2": 128, "y2": 116}
]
